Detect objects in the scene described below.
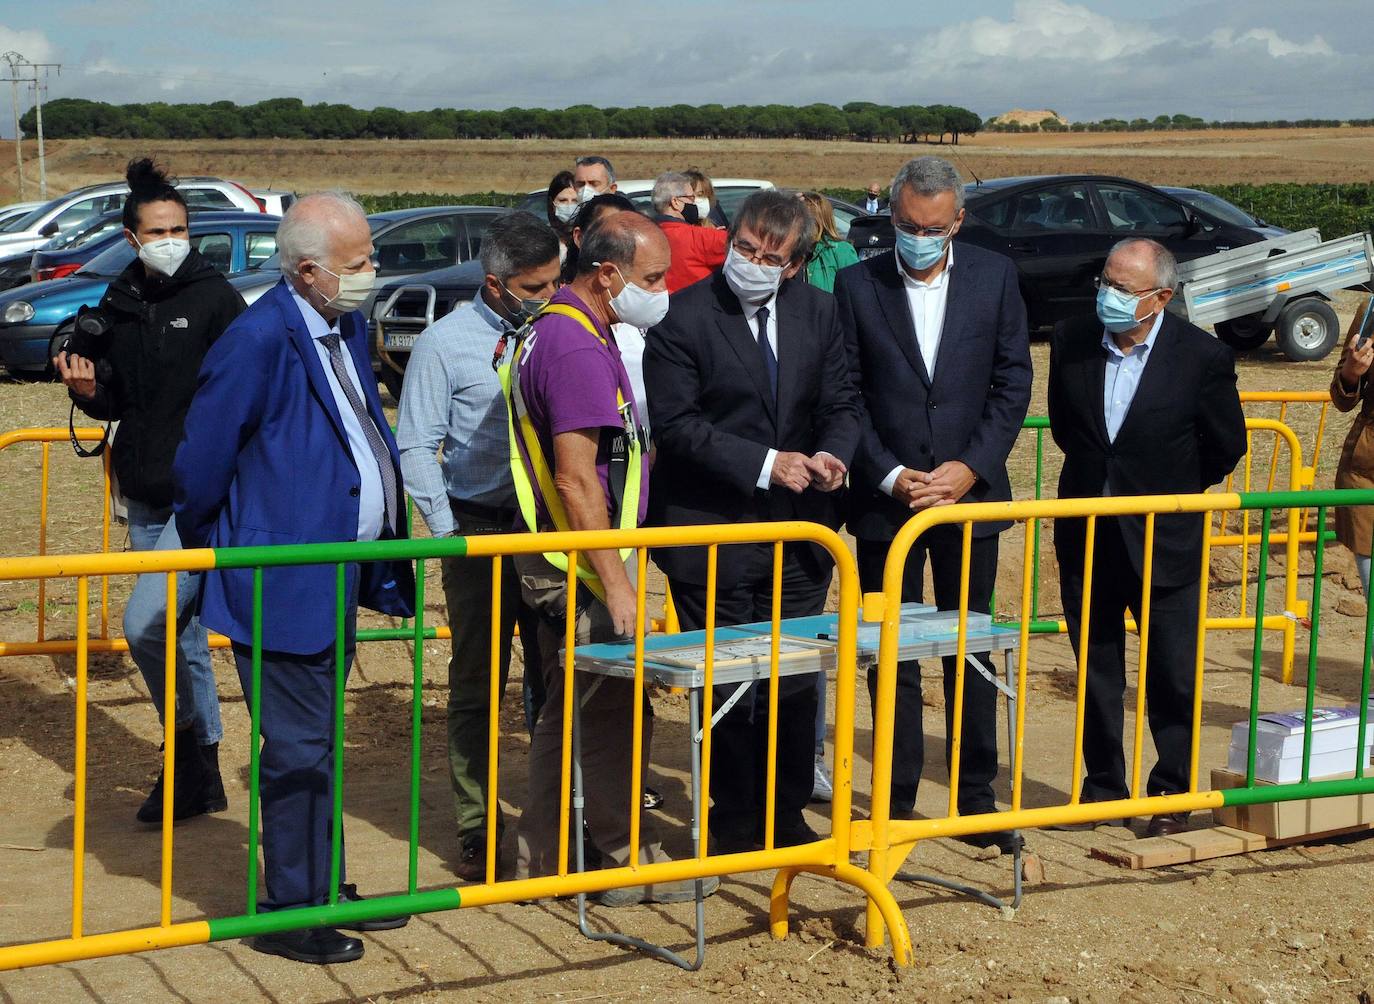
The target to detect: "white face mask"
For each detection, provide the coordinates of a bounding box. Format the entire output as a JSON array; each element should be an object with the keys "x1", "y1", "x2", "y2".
[
  {"x1": 696, "y1": 197, "x2": 711, "y2": 219},
  {"x1": 722, "y1": 244, "x2": 785, "y2": 304},
  {"x1": 605, "y1": 264, "x2": 669, "y2": 330},
  {"x1": 310, "y1": 261, "x2": 375, "y2": 312},
  {"x1": 554, "y1": 201, "x2": 579, "y2": 223},
  {"x1": 136, "y1": 236, "x2": 191, "y2": 277},
  {"x1": 576, "y1": 184, "x2": 599, "y2": 204}
]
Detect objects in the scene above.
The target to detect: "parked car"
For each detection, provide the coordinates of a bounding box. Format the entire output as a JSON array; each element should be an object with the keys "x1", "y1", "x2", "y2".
[
  {"x1": 27, "y1": 211, "x2": 128, "y2": 283},
  {"x1": 1157, "y1": 186, "x2": 1289, "y2": 241},
  {"x1": 0, "y1": 177, "x2": 262, "y2": 258},
  {"x1": 0, "y1": 212, "x2": 280, "y2": 374},
  {"x1": 250, "y1": 189, "x2": 297, "y2": 215},
  {"x1": 846, "y1": 174, "x2": 1266, "y2": 333},
  {"x1": 0, "y1": 201, "x2": 44, "y2": 232},
  {"x1": 517, "y1": 178, "x2": 776, "y2": 223}
]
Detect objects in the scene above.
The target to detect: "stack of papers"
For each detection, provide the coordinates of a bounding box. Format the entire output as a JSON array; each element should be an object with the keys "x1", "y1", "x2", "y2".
[{"x1": 1227, "y1": 707, "x2": 1374, "y2": 783}]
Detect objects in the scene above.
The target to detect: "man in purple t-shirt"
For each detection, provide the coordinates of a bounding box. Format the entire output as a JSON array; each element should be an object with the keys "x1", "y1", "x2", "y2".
[{"x1": 511, "y1": 212, "x2": 718, "y2": 906}]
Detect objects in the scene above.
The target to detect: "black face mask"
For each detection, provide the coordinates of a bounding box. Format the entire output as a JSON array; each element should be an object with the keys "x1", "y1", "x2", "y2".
[{"x1": 681, "y1": 200, "x2": 700, "y2": 225}]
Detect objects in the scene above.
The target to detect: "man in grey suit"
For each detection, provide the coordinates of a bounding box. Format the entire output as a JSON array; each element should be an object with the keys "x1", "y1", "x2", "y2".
[{"x1": 836, "y1": 156, "x2": 1032, "y2": 853}]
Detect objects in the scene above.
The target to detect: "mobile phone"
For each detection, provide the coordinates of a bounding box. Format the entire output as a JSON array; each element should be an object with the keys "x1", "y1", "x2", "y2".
[{"x1": 1359, "y1": 298, "x2": 1374, "y2": 348}]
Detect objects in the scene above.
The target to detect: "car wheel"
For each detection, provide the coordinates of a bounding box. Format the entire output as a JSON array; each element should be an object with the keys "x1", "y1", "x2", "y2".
[
  {"x1": 380, "y1": 366, "x2": 404, "y2": 402},
  {"x1": 1275, "y1": 298, "x2": 1340, "y2": 362},
  {"x1": 46, "y1": 322, "x2": 74, "y2": 379},
  {"x1": 1214, "y1": 314, "x2": 1271, "y2": 352}
]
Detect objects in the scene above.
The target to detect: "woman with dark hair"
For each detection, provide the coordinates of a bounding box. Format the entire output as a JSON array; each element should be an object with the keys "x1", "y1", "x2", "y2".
[
  {"x1": 54, "y1": 158, "x2": 245, "y2": 825},
  {"x1": 545, "y1": 170, "x2": 578, "y2": 260}
]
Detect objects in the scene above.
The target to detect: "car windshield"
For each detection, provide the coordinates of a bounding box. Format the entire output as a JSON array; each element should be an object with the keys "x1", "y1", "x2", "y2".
[
  {"x1": 77, "y1": 240, "x2": 136, "y2": 278},
  {"x1": 1172, "y1": 190, "x2": 1257, "y2": 228},
  {"x1": 45, "y1": 215, "x2": 123, "y2": 251}
]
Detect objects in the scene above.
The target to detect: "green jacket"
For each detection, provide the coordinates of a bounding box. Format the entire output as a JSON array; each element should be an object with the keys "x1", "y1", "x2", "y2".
[{"x1": 805, "y1": 236, "x2": 860, "y2": 293}]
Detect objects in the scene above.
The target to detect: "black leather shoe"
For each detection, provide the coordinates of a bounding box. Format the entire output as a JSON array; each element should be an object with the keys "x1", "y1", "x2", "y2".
[
  {"x1": 250, "y1": 927, "x2": 363, "y2": 965},
  {"x1": 773, "y1": 821, "x2": 821, "y2": 848},
  {"x1": 335, "y1": 884, "x2": 409, "y2": 931},
  {"x1": 454, "y1": 833, "x2": 503, "y2": 883},
  {"x1": 712, "y1": 831, "x2": 763, "y2": 855},
  {"x1": 1146, "y1": 812, "x2": 1190, "y2": 838},
  {"x1": 958, "y1": 830, "x2": 1023, "y2": 855}
]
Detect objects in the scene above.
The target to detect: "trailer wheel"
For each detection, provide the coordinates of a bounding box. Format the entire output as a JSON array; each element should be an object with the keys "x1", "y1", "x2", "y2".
[
  {"x1": 1275, "y1": 298, "x2": 1340, "y2": 361},
  {"x1": 1215, "y1": 314, "x2": 1271, "y2": 351}
]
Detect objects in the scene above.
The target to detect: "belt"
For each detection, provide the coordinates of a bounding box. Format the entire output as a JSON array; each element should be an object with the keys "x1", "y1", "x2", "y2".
[{"x1": 449, "y1": 497, "x2": 519, "y2": 528}]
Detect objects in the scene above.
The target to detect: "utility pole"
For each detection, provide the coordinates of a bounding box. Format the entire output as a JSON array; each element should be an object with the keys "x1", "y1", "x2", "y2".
[
  {"x1": 1, "y1": 53, "x2": 61, "y2": 201},
  {"x1": 1, "y1": 52, "x2": 22, "y2": 200}
]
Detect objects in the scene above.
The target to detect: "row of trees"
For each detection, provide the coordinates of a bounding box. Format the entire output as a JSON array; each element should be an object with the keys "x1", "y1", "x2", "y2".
[
  {"x1": 986, "y1": 113, "x2": 1374, "y2": 133},
  {"x1": 21, "y1": 98, "x2": 984, "y2": 144}
]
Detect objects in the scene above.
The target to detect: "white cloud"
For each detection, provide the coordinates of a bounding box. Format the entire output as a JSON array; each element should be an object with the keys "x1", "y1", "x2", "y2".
[
  {"x1": 0, "y1": 24, "x2": 56, "y2": 64},
  {"x1": 1208, "y1": 27, "x2": 1334, "y2": 58},
  {"x1": 931, "y1": 0, "x2": 1157, "y2": 64}
]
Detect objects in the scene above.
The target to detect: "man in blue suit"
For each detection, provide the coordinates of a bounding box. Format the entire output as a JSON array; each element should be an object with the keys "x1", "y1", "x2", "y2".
[
  {"x1": 175, "y1": 192, "x2": 415, "y2": 966},
  {"x1": 837, "y1": 157, "x2": 1032, "y2": 854}
]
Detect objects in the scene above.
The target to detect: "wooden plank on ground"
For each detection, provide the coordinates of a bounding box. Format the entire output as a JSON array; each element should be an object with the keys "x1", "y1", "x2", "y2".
[{"x1": 1089, "y1": 823, "x2": 1373, "y2": 870}]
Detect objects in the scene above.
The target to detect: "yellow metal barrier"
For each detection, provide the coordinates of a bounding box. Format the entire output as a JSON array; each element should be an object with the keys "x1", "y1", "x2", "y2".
[
  {"x1": 1020, "y1": 418, "x2": 1307, "y2": 682},
  {"x1": 858, "y1": 486, "x2": 1368, "y2": 952},
  {"x1": 0, "y1": 520, "x2": 912, "y2": 973}
]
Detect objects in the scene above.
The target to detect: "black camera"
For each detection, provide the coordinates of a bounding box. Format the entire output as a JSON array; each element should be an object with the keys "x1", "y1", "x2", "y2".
[
  {"x1": 58, "y1": 304, "x2": 114, "y2": 374},
  {"x1": 59, "y1": 304, "x2": 116, "y2": 458}
]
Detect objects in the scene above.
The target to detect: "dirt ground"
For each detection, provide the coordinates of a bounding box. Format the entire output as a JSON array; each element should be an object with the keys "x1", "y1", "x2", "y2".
[
  {"x1": 4, "y1": 126, "x2": 1374, "y2": 204},
  {"x1": 3, "y1": 299, "x2": 1374, "y2": 1002}
]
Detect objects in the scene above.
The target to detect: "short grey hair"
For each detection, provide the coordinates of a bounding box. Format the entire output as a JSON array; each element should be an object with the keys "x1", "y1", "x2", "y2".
[
  {"x1": 574, "y1": 155, "x2": 616, "y2": 183},
  {"x1": 890, "y1": 156, "x2": 965, "y2": 212},
  {"x1": 651, "y1": 171, "x2": 693, "y2": 213},
  {"x1": 1108, "y1": 237, "x2": 1179, "y2": 291},
  {"x1": 278, "y1": 190, "x2": 368, "y2": 276},
  {"x1": 478, "y1": 211, "x2": 560, "y2": 281}
]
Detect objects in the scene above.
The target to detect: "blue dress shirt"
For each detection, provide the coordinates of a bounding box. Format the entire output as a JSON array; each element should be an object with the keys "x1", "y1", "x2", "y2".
[{"x1": 1101, "y1": 310, "x2": 1165, "y2": 443}]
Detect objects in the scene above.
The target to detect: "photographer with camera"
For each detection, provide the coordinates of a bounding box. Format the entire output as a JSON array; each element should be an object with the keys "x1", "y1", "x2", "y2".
[{"x1": 54, "y1": 159, "x2": 245, "y2": 825}]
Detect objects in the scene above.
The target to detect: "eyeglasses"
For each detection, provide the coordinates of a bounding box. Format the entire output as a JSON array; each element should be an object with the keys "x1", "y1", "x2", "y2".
[
  {"x1": 731, "y1": 239, "x2": 790, "y2": 269},
  {"x1": 893, "y1": 221, "x2": 956, "y2": 239},
  {"x1": 1094, "y1": 275, "x2": 1164, "y2": 297}
]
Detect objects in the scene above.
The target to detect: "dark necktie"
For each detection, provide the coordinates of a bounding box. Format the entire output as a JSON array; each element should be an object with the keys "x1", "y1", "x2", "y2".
[
  {"x1": 322, "y1": 331, "x2": 398, "y2": 534},
  {"x1": 755, "y1": 305, "x2": 777, "y2": 406}
]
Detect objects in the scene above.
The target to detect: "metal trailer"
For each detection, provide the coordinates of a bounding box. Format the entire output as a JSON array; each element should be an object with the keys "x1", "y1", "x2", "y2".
[{"x1": 1170, "y1": 228, "x2": 1374, "y2": 361}]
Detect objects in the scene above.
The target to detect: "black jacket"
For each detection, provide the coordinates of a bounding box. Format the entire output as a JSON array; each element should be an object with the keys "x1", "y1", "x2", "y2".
[
  {"x1": 837, "y1": 246, "x2": 1033, "y2": 542},
  {"x1": 73, "y1": 249, "x2": 245, "y2": 507},
  {"x1": 1048, "y1": 310, "x2": 1247, "y2": 587},
  {"x1": 643, "y1": 271, "x2": 861, "y2": 586}
]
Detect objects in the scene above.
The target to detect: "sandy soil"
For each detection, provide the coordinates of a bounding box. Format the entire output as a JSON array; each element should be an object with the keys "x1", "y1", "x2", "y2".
[
  {"x1": 3, "y1": 126, "x2": 1374, "y2": 204},
  {"x1": 3, "y1": 304, "x2": 1374, "y2": 1001}
]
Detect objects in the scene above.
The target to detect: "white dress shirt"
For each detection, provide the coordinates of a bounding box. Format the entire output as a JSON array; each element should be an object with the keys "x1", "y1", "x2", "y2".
[
  {"x1": 289, "y1": 285, "x2": 386, "y2": 542},
  {"x1": 881, "y1": 246, "x2": 956, "y2": 497},
  {"x1": 739, "y1": 291, "x2": 781, "y2": 490}
]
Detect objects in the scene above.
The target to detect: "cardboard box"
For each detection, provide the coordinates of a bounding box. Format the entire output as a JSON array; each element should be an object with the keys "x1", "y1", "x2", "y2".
[
  {"x1": 1226, "y1": 707, "x2": 1373, "y2": 783},
  {"x1": 1210, "y1": 768, "x2": 1374, "y2": 839}
]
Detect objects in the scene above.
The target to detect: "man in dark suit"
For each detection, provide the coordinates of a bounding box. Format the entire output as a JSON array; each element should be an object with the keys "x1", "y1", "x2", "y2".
[
  {"x1": 837, "y1": 156, "x2": 1032, "y2": 852},
  {"x1": 175, "y1": 193, "x2": 416, "y2": 966},
  {"x1": 645, "y1": 189, "x2": 861, "y2": 853},
  {"x1": 862, "y1": 181, "x2": 889, "y2": 215},
  {"x1": 1049, "y1": 237, "x2": 1246, "y2": 838}
]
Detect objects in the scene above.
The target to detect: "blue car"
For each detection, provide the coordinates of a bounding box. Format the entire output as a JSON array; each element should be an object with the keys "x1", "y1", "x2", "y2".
[{"x1": 0, "y1": 212, "x2": 280, "y2": 374}]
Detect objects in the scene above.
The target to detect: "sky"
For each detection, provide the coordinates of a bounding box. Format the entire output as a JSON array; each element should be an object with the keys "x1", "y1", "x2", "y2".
[{"x1": 2, "y1": 0, "x2": 1372, "y2": 132}]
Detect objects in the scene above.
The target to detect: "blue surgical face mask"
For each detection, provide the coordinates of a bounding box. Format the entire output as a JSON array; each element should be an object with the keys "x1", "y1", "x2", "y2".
[
  {"x1": 1096, "y1": 284, "x2": 1159, "y2": 334},
  {"x1": 895, "y1": 228, "x2": 951, "y2": 272}
]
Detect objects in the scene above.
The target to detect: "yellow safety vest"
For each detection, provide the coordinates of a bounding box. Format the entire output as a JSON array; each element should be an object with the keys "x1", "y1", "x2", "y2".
[{"x1": 499, "y1": 302, "x2": 644, "y2": 601}]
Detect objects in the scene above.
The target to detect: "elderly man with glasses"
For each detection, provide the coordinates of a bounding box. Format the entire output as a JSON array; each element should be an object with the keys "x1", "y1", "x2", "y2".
[
  {"x1": 1048, "y1": 237, "x2": 1245, "y2": 838},
  {"x1": 836, "y1": 156, "x2": 1032, "y2": 855}
]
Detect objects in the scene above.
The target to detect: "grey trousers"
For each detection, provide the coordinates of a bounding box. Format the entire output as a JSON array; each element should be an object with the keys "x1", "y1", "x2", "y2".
[{"x1": 513, "y1": 553, "x2": 666, "y2": 877}]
